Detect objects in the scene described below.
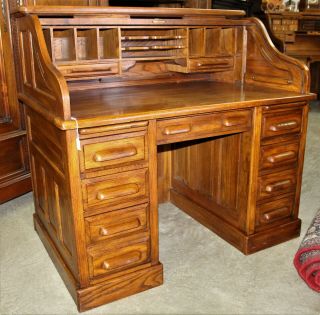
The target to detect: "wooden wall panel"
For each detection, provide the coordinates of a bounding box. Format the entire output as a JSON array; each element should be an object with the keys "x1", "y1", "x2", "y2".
[{"x1": 0, "y1": 0, "x2": 31, "y2": 204}]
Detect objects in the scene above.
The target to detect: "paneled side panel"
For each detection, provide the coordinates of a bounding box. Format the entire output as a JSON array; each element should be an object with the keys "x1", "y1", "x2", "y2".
[
  {"x1": 19, "y1": 31, "x2": 34, "y2": 88},
  {"x1": 26, "y1": 110, "x2": 79, "y2": 280},
  {"x1": 28, "y1": 115, "x2": 64, "y2": 172}
]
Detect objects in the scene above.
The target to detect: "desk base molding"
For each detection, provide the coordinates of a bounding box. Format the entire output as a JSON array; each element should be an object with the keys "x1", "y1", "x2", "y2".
[
  {"x1": 34, "y1": 213, "x2": 163, "y2": 312},
  {"x1": 170, "y1": 189, "x2": 301, "y2": 255},
  {"x1": 77, "y1": 263, "x2": 163, "y2": 312}
]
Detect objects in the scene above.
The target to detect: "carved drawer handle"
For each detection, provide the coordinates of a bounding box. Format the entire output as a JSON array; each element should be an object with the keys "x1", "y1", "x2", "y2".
[
  {"x1": 263, "y1": 207, "x2": 289, "y2": 222},
  {"x1": 267, "y1": 151, "x2": 296, "y2": 163},
  {"x1": 223, "y1": 118, "x2": 246, "y2": 127},
  {"x1": 269, "y1": 120, "x2": 298, "y2": 132},
  {"x1": 96, "y1": 183, "x2": 139, "y2": 201},
  {"x1": 93, "y1": 145, "x2": 137, "y2": 163},
  {"x1": 152, "y1": 18, "x2": 166, "y2": 24},
  {"x1": 163, "y1": 124, "x2": 191, "y2": 136},
  {"x1": 101, "y1": 251, "x2": 142, "y2": 270},
  {"x1": 197, "y1": 62, "x2": 229, "y2": 68},
  {"x1": 99, "y1": 218, "x2": 141, "y2": 238},
  {"x1": 99, "y1": 227, "x2": 109, "y2": 236},
  {"x1": 265, "y1": 179, "x2": 292, "y2": 193},
  {"x1": 102, "y1": 261, "x2": 110, "y2": 270}
]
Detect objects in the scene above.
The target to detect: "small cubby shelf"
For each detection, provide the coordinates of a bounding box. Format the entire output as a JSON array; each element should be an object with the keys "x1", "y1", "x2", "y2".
[
  {"x1": 167, "y1": 27, "x2": 237, "y2": 73},
  {"x1": 76, "y1": 29, "x2": 98, "y2": 61},
  {"x1": 43, "y1": 26, "x2": 120, "y2": 78}
]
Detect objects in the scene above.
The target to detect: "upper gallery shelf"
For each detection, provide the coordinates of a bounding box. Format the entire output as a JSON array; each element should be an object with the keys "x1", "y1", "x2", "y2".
[{"x1": 42, "y1": 25, "x2": 237, "y2": 79}]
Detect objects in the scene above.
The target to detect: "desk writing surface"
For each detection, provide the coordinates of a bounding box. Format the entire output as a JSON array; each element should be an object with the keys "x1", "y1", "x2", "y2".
[{"x1": 70, "y1": 81, "x2": 313, "y2": 126}]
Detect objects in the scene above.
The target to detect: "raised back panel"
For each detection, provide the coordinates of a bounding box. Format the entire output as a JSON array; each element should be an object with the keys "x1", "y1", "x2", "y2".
[{"x1": 171, "y1": 131, "x2": 252, "y2": 230}]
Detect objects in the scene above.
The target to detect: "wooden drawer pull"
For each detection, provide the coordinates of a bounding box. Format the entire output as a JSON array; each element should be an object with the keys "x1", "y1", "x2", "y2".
[
  {"x1": 269, "y1": 120, "x2": 298, "y2": 132},
  {"x1": 96, "y1": 183, "x2": 139, "y2": 201},
  {"x1": 99, "y1": 218, "x2": 141, "y2": 237},
  {"x1": 163, "y1": 124, "x2": 191, "y2": 136},
  {"x1": 267, "y1": 151, "x2": 296, "y2": 163},
  {"x1": 102, "y1": 261, "x2": 110, "y2": 270},
  {"x1": 99, "y1": 227, "x2": 109, "y2": 236},
  {"x1": 197, "y1": 62, "x2": 229, "y2": 67},
  {"x1": 101, "y1": 251, "x2": 142, "y2": 270},
  {"x1": 265, "y1": 179, "x2": 292, "y2": 192},
  {"x1": 263, "y1": 207, "x2": 290, "y2": 222},
  {"x1": 223, "y1": 118, "x2": 246, "y2": 127},
  {"x1": 93, "y1": 146, "x2": 137, "y2": 163}
]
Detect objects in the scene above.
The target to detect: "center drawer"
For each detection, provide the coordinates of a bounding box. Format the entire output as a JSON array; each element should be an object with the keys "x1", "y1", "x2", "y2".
[{"x1": 157, "y1": 110, "x2": 251, "y2": 145}]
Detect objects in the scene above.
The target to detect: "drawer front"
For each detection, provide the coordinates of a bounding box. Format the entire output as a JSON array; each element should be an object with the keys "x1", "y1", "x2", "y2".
[
  {"x1": 257, "y1": 169, "x2": 297, "y2": 200},
  {"x1": 260, "y1": 141, "x2": 299, "y2": 170},
  {"x1": 85, "y1": 168, "x2": 149, "y2": 208},
  {"x1": 256, "y1": 196, "x2": 294, "y2": 227},
  {"x1": 262, "y1": 109, "x2": 302, "y2": 139},
  {"x1": 85, "y1": 204, "x2": 148, "y2": 245},
  {"x1": 83, "y1": 132, "x2": 147, "y2": 171},
  {"x1": 157, "y1": 110, "x2": 251, "y2": 144},
  {"x1": 88, "y1": 237, "x2": 150, "y2": 278},
  {"x1": 189, "y1": 57, "x2": 234, "y2": 72}
]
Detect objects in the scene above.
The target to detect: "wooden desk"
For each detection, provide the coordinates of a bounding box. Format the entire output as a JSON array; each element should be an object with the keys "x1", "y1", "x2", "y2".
[{"x1": 13, "y1": 6, "x2": 315, "y2": 312}]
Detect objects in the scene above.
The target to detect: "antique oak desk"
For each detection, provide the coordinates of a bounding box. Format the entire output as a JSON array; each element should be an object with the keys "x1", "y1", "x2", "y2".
[{"x1": 13, "y1": 6, "x2": 315, "y2": 312}]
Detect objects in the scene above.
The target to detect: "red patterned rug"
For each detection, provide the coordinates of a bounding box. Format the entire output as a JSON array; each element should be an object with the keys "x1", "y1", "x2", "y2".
[{"x1": 294, "y1": 209, "x2": 320, "y2": 292}]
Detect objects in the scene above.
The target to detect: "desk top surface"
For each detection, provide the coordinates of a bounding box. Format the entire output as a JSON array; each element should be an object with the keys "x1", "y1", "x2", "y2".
[{"x1": 70, "y1": 81, "x2": 314, "y2": 127}]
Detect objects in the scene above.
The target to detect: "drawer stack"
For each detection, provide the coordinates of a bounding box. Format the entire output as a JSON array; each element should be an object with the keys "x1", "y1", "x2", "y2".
[
  {"x1": 79, "y1": 124, "x2": 152, "y2": 283},
  {"x1": 256, "y1": 104, "x2": 306, "y2": 231}
]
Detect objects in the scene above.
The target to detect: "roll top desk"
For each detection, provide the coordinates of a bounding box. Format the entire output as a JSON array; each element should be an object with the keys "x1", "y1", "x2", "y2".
[{"x1": 12, "y1": 5, "x2": 315, "y2": 311}]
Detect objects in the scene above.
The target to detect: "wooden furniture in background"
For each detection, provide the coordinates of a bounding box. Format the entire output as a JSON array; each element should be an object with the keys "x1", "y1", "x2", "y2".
[
  {"x1": 212, "y1": 0, "x2": 254, "y2": 16},
  {"x1": 12, "y1": 5, "x2": 315, "y2": 311},
  {"x1": 11, "y1": 0, "x2": 211, "y2": 8},
  {"x1": 265, "y1": 11, "x2": 320, "y2": 96},
  {"x1": 0, "y1": 0, "x2": 31, "y2": 204}
]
